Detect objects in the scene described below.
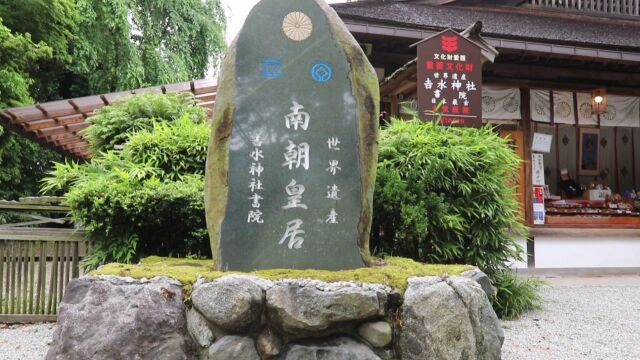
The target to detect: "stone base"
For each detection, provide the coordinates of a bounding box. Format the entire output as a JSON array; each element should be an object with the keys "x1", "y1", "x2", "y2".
[{"x1": 47, "y1": 273, "x2": 503, "y2": 360}]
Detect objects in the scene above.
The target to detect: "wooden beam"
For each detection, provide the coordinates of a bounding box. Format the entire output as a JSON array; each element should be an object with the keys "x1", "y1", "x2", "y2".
[
  {"x1": 198, "y1": 101, "x2": 215, "y2": 110},
  {"x1": 3, "y1": 108, "x2": 45, "y2": 124},
  {"x1": 0, "y1": 315, "x2": 58, "y2": 323},
  {"x1": 55, "y1": 138, "x2": 85, "y2": 146},
  {"x1": 55, "y1": 114, "x2": 86, "y2": 126},
  {"x1": 0, "y1": 113, "x2": 83, "y2": 160},
  {"x1": 24, "y1": 119, "x2": 56, "y2": 131},
  {"x1": 484, "y1": 77, "x2": 640, "y2": 96},
  {"x1": 63, "y1": 143, "x2": 89, "y2": 152},
  {"x1": 485, "y1": 63, "x2": 640, "y2": 85},
  {"x1": 37, "y1": 126, "x2": 67, "y2": 138},
  {"x1": 390, "y1": 81, "x2": 417, "y2": 97},
  {"x1": 484, "y1": 62, "x2": 640, "y2": 95},
  {"x1": 195, "y1": 93, "x2": 216, "y2": 103},
  {"x1": 0, "y1": 204, "x2": 69, "y2": 212},
  {"x1": 192, "y1": 79, "x2": 217, "y2": 95},
  {"x1": 380, "y1": 63, "x2": 418, "y2": 96},
  {"x1": 46, "y1": 133, "x2": 80, "y2": 142},
  {"x1": 369, "y1": 51, "x2": 416, "y2": 66},
  {"x1": 66, "y1": 123, "x2": 90, "y2": 132}
]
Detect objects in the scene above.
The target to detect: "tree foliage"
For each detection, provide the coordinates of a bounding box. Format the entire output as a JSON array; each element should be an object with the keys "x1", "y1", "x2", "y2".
[
  {"x1": 70, "y1": 0, "x2": 226, "y2": 95},
  {"x1": 0, "y1": 17, "x2": 61, "y2": 200},
  {"x1": 0, "y1": 17, "x2": 54, "y2": 108},
  {"x1": 0, "y1": 0, "x2": 77, "y2": 101},
  {"x1": 0, "y1": 0, "x2": 226, "y2": 98},
  {"x1": 0, "y1": 1, "x2": 77, "y2": 60}
]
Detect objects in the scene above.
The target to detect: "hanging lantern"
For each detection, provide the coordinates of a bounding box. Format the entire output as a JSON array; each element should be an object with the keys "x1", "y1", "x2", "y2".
[{"x1": 591, "y1": 89, "x2": 607, "y2": 115}]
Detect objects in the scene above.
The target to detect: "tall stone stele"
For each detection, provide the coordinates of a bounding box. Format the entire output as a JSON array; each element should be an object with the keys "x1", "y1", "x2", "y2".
[{"x1": 205, "y1": 0, "x2": 379, "y2": 271}]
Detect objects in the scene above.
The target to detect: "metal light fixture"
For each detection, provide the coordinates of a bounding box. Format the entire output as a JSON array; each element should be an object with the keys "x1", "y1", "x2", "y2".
[{"x1": 591, "y1": 89, "x2": 607, "y2": 115}]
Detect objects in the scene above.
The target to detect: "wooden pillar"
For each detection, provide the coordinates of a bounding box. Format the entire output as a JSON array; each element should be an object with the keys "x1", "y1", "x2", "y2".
[
  {"x1": 614, "y1": 127, "x2": 621, "y2": 193},
  {"x1": 555, "y1": 124, "x2": 560, "y2": 178},
  {"x1": 632, "y1": 130, "x2": 638, "y2": 189},
  {"x1": 572, "y1": 92, "x2": 580, "y2": 180},
  {"x1": 520, "y1": 88, "x2": 534, "y2": 226},
  {"x1": 390, "y1": 95, "x2": 399, "y2": 118}
]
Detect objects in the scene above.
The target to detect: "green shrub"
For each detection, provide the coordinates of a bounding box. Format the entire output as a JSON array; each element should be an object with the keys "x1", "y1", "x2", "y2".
[
  {"x1": 85, "y1": 92, "x2": 208, "y2": 154},
  {"x1": 373, "y1": 118, "x2": 540, "y2": 318},
  {"x1": 41, "y1": 151, "x2": 161, "y2": 194},
  {"x1": 42, "y1": 93, "x2": 211, "y2": 269},
  {"x1": 492, "y1": 271, "x2": 544, "y2": 319},
  {"x1": 124, "y1": 116, "x2": 209, "y2": 180},
  {"x1": 67, "y1": 175, "x2": 209, "y2": 270},
  {"x1": 373, "y1": 119, "x2": 526, "y2": 274}
]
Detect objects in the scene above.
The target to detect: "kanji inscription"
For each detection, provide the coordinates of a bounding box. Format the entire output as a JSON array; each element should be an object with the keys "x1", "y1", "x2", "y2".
[{"x1": 417, "y1": 29, "x2": 483, "y2": 127}]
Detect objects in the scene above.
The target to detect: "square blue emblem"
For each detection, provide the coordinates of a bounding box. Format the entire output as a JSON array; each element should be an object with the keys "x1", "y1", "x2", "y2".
[{"x1": 261, "y1": 59, "x2": 283, "y2": 80}]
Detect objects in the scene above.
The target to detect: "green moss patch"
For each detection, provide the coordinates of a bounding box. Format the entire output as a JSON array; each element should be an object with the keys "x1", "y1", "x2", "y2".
[{"x1": 91, "y1": 257, "x2": 473, "y2": 298}]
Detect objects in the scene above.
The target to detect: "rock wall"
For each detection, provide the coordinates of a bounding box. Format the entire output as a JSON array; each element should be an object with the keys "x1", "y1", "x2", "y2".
[{"x1": 47, "y1": 273, "x2": 503, "y2": 360}]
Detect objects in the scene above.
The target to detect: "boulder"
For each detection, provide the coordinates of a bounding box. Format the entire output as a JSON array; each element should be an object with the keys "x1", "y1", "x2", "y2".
[
  {"x1": 448, "y1": 277, "x2": 505, "y2": 360},
  {"x1": 357, "y1": 321, "x2": 393, "y2": 348},
  {"x1": 266, "y1": 282, "x2": 387, "y2": 336},
  {"x1": 46, "y1": 276, "x2": 194, "y2": 360},
  {"x1": 281, "y1": 337, "x2": 381, "y2": 360},
  {"x1": 187, "y1": 308, "x2": 215, "y2": 348},
  {"x1": 256, "y1": 327, "x2": 283, "y2": 359},
  {"x1": 192, "y1": 276, "x2": 265, "y2": 332},
  {"x1": 373, "y1": 348, "x2": 395, "y2": 360},
  {"x1": 398, "y1": 276, "x2": 503, "y2": 360},
  {"x1": 207, "y1": 336, "x2": 260, "y2": 360},
  {"x1": 461, "y1": 268, "x2": 496, "y2": 299}
]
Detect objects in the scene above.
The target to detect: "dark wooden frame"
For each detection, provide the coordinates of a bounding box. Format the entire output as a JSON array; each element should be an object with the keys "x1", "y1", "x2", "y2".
[{"x1": 578, "y1": 127, "x2": 601, "y2": 176}]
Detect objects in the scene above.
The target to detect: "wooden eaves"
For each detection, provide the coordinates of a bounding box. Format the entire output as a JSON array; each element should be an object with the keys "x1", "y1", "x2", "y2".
[{"x1": 0, "y1": 79, "x2": 217, "y2": 159}]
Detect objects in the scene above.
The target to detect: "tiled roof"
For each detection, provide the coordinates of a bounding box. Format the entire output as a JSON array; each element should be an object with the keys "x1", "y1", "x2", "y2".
[
  {"x1": 0, "y1": 79, "x2": 216, "y2": 159},
  {"x1": 332, "y1": 2, "x2": 640, "y2": 51}
]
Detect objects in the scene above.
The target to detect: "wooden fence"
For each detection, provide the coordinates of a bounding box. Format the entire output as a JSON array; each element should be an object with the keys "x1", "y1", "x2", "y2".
[{"x1": 0, "y1": 197, "x2": 87, "y2": 323}]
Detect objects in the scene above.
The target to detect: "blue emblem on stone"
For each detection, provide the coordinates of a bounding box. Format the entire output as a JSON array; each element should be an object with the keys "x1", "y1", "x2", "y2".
[
  {"x1": 261, "y1": 59, "x2": 283, "y2": 79},
  {"x1": 311, "y1": 63, "x2": 333, "y2": 83}
]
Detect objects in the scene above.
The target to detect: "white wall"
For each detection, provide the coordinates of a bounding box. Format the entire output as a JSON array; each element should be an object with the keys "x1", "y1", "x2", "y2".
[{"x1": 532, "y1": 229, "x2": 640, "y2": 268}]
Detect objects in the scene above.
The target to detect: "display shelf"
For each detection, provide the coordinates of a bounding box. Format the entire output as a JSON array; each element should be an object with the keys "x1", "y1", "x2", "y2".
[{"x1": 545, "y1": 215, "x2": 640, "y2": 226}]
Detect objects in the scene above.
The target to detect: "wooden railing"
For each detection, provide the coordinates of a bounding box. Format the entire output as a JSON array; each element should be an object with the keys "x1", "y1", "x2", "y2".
[
  {"x1": 528, "y1": 0, "x2": 640, "y2": 16},
  {"x1": 0, "y1": 197, "x2": 87, "y2": 323}
]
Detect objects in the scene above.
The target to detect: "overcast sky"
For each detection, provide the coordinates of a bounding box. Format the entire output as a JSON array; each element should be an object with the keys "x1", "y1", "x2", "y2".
[{"x1": 221, "y1": 0, "x2": 348, "y2": 43}]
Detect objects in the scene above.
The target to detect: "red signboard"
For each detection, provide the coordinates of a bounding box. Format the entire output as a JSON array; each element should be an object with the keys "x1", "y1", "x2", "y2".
[{"x1": 416, "y1": 29, "x2": 483, "y2": 127}]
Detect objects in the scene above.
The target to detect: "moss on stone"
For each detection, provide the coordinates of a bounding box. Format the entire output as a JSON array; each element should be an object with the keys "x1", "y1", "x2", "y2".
[{"x1": 91, "y1": 256, "x2": 473, "y2": 298}]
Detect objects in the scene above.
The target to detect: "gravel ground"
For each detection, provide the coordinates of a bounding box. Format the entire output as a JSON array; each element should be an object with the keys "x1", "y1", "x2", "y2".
[
  {"x1": 502, "y1": 276, "x2": 640, "y2": 360},
  {"x1": 0, "y1": 323, "x2": 55, "y2": 360},
  {"x1": 1, "y1": 276, "x2": 639, "y2": 360}
]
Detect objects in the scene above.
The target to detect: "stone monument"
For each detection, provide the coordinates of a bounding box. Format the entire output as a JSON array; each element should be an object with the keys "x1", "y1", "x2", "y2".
[{"x1": 205, "y1": 0, "x2": 380, "y2": 271}]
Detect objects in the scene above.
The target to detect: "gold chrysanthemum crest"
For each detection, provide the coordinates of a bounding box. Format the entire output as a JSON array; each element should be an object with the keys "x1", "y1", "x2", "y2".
[{"x1": 282, "y1": 11, "x2": 313, "y2": 42}]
